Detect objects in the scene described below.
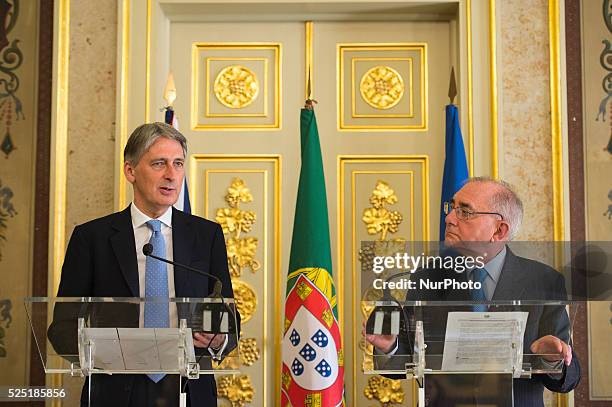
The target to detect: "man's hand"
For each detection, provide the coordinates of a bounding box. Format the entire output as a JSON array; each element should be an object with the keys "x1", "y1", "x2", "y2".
[
  {"x1": 194, "y1": 332, "x2": 226, "y2": 349},
  {"x1": 530, "y1": 335, "x2": 572, "y2": 366},
  {"x1": 362, "y1": 320, "x2": 397, "y2": 354}
]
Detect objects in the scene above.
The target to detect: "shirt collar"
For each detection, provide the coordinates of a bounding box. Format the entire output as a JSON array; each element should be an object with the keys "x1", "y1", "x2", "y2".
[
  {"x1": 130, "y1": 203, "x2": 173, "y2": 229},
  {"x1": 481, "y1": 245, "x2": 506, "y2": 283}
]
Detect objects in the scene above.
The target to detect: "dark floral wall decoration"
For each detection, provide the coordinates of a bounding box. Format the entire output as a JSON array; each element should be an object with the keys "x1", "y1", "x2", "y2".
[
  {"x1": 0, "y1": 178, "x2": 16, "y2": 260},
  {"x1": 599, "y1": 1, "x2": 612, "y2": 154},
  {"x1": 0, "y1": 0, "x2": 23, "y2": 158},
  {"x1": 0, "y1": 299, "x2": 11, "y2": 357}
]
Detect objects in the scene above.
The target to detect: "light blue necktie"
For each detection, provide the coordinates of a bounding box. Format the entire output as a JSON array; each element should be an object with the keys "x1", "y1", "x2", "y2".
[
  {"x1": 144, "y1": 219, "x2": 169, "y2": 383},
  {"x1": 471, "y1": 267, "x2": 488, "y2": 312}
]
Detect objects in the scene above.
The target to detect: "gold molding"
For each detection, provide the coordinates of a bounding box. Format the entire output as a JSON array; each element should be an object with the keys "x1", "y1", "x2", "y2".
[
  {"x1": 351, "y1": 58, "x2": 414, "y2": 118},
  {"x1": 191, "y1": 43, "x2": 281, "y2": 130},
  {"x1": 549, "y1": 0, "x2": 564, "y2": 244},
  {"x1": 549, "y1": 0, "x2": 567, "y2": 405},
  {"x1": 338, "y1": 155, "x2": 429, "y2": 405},
  {"x1": 117, "y1": 0, "x2": 130, "y2": 210},
  {"x1": 466, "y1": 0, "x2": 474, "y2": 176},
  {"x1": 205, "y1": 57, "x2": 268, "y2": 117},
  {"x1": 51, "y1": 0, "x2": 70, "y2": 298},
  {"x1": 489, "y1": 0, "x2": 499, "y2": 179},
  {"x1": 50, "y1": 0, "x2": 70, "y2": 403},
  {"x1": 337, "y1": 43, "x2": 428, "y2": 131},
  {"x1": 145, "y1": 0, "x2": 151, "y2": 122},
  {"x1": 189, "y1": 155, "x2": 281, "y2": 407},
  {"x1": 305, "y1": 21, "x2": 313, "y2": 100}
]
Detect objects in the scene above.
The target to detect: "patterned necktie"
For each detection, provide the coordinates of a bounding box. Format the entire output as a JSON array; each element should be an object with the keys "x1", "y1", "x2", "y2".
[
  {"x1": 471, "y1": 267, "x2": 488, "y2": 312},
  {"x1": 144, "y1": 219, "x2": 169, "y2": 383}
]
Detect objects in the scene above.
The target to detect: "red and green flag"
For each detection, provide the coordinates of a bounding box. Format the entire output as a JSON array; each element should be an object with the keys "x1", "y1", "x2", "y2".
[{"x1": 281, "y1": 107, "x2": 344, "y2": 407}]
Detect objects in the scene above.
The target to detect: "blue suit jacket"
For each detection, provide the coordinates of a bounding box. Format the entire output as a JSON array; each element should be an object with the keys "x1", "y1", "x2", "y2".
[
  {"x1": 378, "y1": 248, "x2": 580, "y2": 407},
  {"x1": 49, "y1": 205, "x2": 239, "y2": 406}
]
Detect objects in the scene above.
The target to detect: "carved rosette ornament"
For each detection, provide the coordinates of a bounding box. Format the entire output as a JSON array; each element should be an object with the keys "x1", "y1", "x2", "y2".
[
  {"x1": 214, "y1": 65, "x2": 259, "y2": 109},
  {"x1": 216, "y1": 178, "x2": 261, "y2": 277},
  {"x1": 217, "y1": 375, "x2": 255, "y2": 407},
  {"x1": 364, "y1": 376, "x2": 405, "y2": 406},
  {"x1": 359, "y1": 65, "x2": 405, "y2": 110},
  {"x1": 232, "y1": 279, "x2": 257, "y2": 324}
]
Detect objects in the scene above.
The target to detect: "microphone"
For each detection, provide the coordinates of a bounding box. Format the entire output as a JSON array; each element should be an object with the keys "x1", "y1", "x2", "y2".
[
  {"x1": 366, "y1": 272, "x2": 416, "y2": 344},
  {"x1": 143, "y1": 243, "x2": 222, "y2": 297},
  {"x1": 143, "y1": 243, "x2": 236, "y2": 335}
]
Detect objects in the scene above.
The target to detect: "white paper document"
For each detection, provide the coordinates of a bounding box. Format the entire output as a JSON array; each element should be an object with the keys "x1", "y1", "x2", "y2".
[
  {"x1": 82, "y1": 327, "x2": 194, "y2": 372},
  {"x1": 441, "y1": 312, "x2": 528, "y2": 372}
]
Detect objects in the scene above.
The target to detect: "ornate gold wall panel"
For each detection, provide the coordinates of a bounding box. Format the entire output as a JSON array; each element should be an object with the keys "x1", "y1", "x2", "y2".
[
  {"x1": 118, "y1": 6, "x2": 513, "y2": 405},
  {"x1": 338, "y1": 44, "x2": 427, "y2": 131},
  {"x1": 189, "y1": 155, "x2": 281, "y2": 406},
  {"x1": 191, "y1": 43, "x2": 281, "y2": 130},
  {"x1": 338, "y1": 155, "x2": 430, "y2": 406}
]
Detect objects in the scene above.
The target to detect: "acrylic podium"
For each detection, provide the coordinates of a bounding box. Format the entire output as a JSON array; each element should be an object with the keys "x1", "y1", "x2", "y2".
[
  {"x1": 364, "y1": 299, "x2": 571, "y2": 407},
  {"x1": 25, "y1": 297, "x2": 239, "y2": 406}
]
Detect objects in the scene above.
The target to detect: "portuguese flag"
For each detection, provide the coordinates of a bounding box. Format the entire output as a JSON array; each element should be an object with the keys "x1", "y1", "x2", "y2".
[{"x1": 280, "y1": 107, "x2": 344, "y2": 407}]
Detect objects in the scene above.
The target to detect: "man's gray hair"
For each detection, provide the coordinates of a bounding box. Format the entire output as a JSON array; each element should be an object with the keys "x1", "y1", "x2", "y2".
[
  {"x1": 465, "y1": 177, "x2": 524, "y2": 240},
  {"x1": 124, "y1": 122, "x2": 187, "y2": 165}
]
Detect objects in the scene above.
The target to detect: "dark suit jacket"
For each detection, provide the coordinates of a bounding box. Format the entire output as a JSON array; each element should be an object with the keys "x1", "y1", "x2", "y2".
[
  {"x1": 48, "y1": 205, "x2": 239, "y2": 406},
  {"x1": 379, "y1": 248, "x2": 580, "y2": 407}
]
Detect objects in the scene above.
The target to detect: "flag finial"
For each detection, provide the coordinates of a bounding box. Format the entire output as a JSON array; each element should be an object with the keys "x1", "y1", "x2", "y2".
[
  {"x1": 164, "y1": 72, "x2": 177, "y2": 107},
  {"x1": 304, "y1": 99, "x2": 317, "y2": 110},
  {"x1": 448, "y1": 67, "x2": 457, "y2": 105}
]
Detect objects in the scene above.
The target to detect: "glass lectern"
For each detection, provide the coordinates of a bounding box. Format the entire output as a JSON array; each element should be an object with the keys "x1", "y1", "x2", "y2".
[
  {"x1": 25, "y1": 297, "x2": 239, "y2": 406},
  {"x1": 364, "y1": 300, "x2": 572, "y2": 406}
]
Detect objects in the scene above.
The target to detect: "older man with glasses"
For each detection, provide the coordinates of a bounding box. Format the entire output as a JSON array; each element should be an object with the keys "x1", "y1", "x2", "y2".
[{"x1": 366, "y1": 177, "x2": 580, "y2": 407}]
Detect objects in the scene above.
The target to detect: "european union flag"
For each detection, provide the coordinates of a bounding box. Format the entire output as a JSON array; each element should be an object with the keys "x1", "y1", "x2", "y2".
[{"x1": 440, "y1": 104, "x2": 469, "y2": 240}]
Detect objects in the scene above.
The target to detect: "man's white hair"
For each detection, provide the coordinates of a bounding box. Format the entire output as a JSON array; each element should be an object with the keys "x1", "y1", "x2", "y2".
[{"x1": 465, "y1": 177, "x2": 524, "y2": 240}]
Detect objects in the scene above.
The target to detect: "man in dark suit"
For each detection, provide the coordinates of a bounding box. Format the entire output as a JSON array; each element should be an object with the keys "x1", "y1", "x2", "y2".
[
  {"x1": 366, "y1": 177, "x2": 580, "y2": 407},
  {"x1": 49, "y1": 122, "x2": 237, "y2": 406}
]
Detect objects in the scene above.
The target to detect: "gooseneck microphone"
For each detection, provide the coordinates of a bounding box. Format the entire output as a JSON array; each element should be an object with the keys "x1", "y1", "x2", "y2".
[
  {"x1": 143, "y1": 243, "x2": 237, "y2": 337},
  {"x1": 142, "y1": 243, "x2": 223, "y2": 297}
]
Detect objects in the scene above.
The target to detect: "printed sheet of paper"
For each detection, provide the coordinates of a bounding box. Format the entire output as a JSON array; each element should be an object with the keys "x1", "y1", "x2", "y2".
[
  {"x1": 441, "y1": 312, "x2": 528, "y2": 372},
  {"x1": 82, "y1": 327, "x2": 193, "y2": 372}
]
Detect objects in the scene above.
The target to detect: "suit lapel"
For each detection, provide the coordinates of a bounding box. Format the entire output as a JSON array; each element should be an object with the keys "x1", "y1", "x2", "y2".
[
  {"x1": 109, "y1": 206, "x2": 139, "y2": 296},
  {"x1": 492, "y1": 247, "x2": 528, "y2": 301},
  {"x1": 172, "y1": 207, "x2": 196, "y2": 297}
]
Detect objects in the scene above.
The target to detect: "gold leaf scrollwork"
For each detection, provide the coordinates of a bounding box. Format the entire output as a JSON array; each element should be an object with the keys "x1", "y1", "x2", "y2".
[
  {"x1": 362, "y1": 181, "x2": 403, "y2": 240},
  {"x1": 360, "y1": 182, "x2": 406, "y2": 379},
  {"x1": 359, "y1": 65, "x2": 405, "y2": 110},
  {"x1": 364, "y1": 376, "x2": 405, "y2": 406},
  {"x1": 216, "y1": 208, "x2": 256, "y2": 238},
  {"x1": 232, "y1": 280, "x2": 257, "y2": 324},
  {"x1": 225, "y1": 178, "x2": 253, "y2": 208},
  {"x1": 214, "y1": 65, "x2": 259, "y2": 109},
  {"x1": 216, "y1": 178, "x2": 260, "y2": 277},
  {"x1": 217, "y1": 374, "x2": 255, "y2": 407},
  {"x1": 227, "y1": 237, "x2": 261, "y2": 276}
]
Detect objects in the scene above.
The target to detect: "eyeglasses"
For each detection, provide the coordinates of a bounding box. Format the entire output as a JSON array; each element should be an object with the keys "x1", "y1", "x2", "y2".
[{"x1": 443, "y1": 202, "x2": 504, "y2": 221}]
